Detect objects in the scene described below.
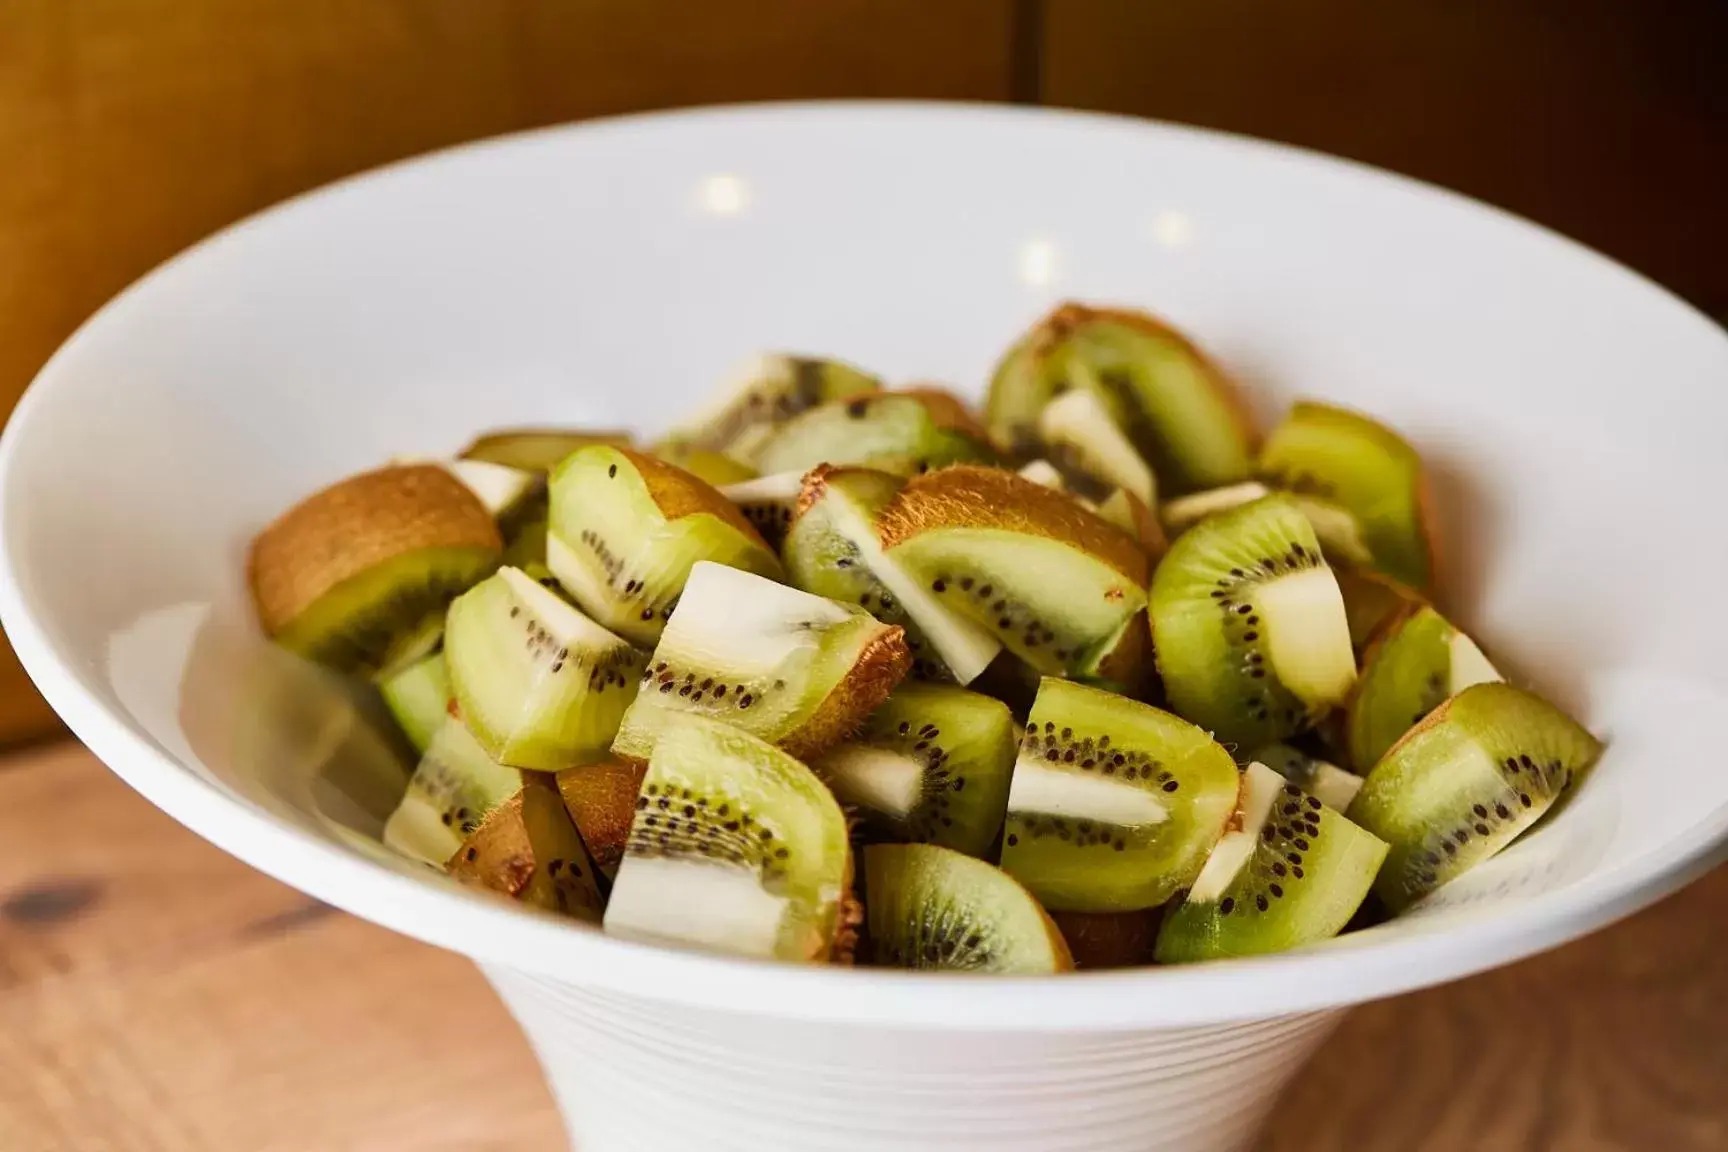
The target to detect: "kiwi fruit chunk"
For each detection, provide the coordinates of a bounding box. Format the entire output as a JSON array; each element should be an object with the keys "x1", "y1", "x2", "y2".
[
  {"x1": 1346, "y1": 605, "x2": 1502, "y2": 771},
  {"x1": 554, "y1": 760, "x2": 647, "y2": 880},
  {"x1": 603, "y1": 714, "x2": 851, "y2": 961},
  {"x1": 1048, "y1": 908, "x2": 1162, "y2": 969},
  {"x1": 1250, "y1": 742, "x2": 1363, "y2": 812},
  {"x1": 545, "y1": 445, "x2": 783, "y2": 646},
  {"x1": 461, "y1": 428, "x2": 632, "y2": 473},
  {"x1": 379, "y1": 649, "x2": 451, "y2": 755},
  {"x1": 444, "y1": 566, "x2": 646, "y2": 770},
  {"x1": 1155, "y1": 761, "x2": 1388, "y2": 961},
  {"x1": 718, "y1": 470, "x2": 805, "y2": 551},
  {"x1": 447, "y1": 776, "x2": 605, "y2": 921},
  {"x1": 248, "y1": 464, "x2": 502, "y2": 678},
  {"x1": 383, "y1": 717, "x2": 522, "y2": 866},
  {"x1": 1162, "y1": 479, "x2": 1372, "y2": 569},
  {"x1": 1259, "y1": 400, "x2": 1437, "y2": 591},
  {"x1": 784, "y1": 465, "x2": 1001, "y2": 684},
  {"x1": 611, "y1": 561, "x2": 911, "y2": 764},
  {"x1": 648, "y1": 437, "x2": 760, "y2": 486},
  {"x1": 673, "y1": 352, "x2": 881, "y2": 464},
  {"x1": 1035, "y1": 387, "x2": 1157, "y2": 505},
  {"x1": 1018, "y1": 462, "x2": 1167, "y2": 564},
  {"x1": 878, "y1": 465, "x2": 1150, "y2": 681},
  {"x1": 1348, "y1": 681, "x2": 1603, "y2": 911},
  {"x1": 999, "y1": 679, "x2": 1240, "y2": 912},
  {"x1": 1150, "y1": 492, "x2": 1357, "y2": 749},
  {"x1": 811, "y1": 683, "x2": 1016, "y2": 858},
  {"x1": 752, "y1": 391, "x2": 997, "y2": 478},
  {"x1": 864, "y1": 843, "x2": 1072, "y2": 973},
  {"x1": 1160, "y1": 481, "x2": 1271, "y2": 534},
  {"x1": 1335, "y1": 566, "x2": 1424, "y2": 653}
]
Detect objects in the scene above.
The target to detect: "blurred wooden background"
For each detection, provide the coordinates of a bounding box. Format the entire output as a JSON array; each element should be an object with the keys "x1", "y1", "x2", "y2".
[{"x1": 1, "y1": 0, "x2": 1724, "y2": 745}]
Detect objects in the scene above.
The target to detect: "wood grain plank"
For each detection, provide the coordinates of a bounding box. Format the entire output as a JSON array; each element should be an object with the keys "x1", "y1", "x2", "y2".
[{"x1": 1, "y1": 741, "x2": 1724, "y2": 1150}]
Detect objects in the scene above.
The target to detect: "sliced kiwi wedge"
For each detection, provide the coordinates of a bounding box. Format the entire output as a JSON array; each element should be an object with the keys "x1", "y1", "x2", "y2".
[
  {"x1": 447, "y1": 775, "x2": 605, "y2": 921},
  {"x1": 248, "y1": 464, "x2": 502, "y2": 678},
  {"x1": 382, "y1": 717, "x2": 522, "y2": 866},
  {"x1": 718, "y1": 470, "x2": 804, "y2": 552},
  {"x1": 878, "y1": 465, "x2": 1150, "y2": 681},
  {"x1": 752, "y1": 391, "x2": 997, "y2": 478},
  {"x1": 1348, "y1": 682, "x2": 1602, "y2": 911},
  {"x1": 1018, "y1": 461, "x2": 1167, "y2": 563},
  {"x1": 611, "y1": 561, "x2": 911, "y2": 764},
  {"x1": 554, "y1": 760, "x2": 647, "y2": 881},
  {"x1": 1346, "y1": 605, "x2": 1502, "y2": 771},
  {"x1": 864, "y1": 843, "x2": 1071, "y2": 973},
  {"x1": 461, "y1": 428, "x2": 632, "y2": 473},
  {"x1": 1036, "y1": 387, "x2": 1157, "y2": 505},
  {"x1": 545, "y1": 445, "x2": 783, "y2": 646},
  {"x1": 1162, "y1": 479, "x2": 1373, "y2": 570},
  {"x1": 648, "y1": 437, "x2": 760, "y2": 486},
  {"x1": 444, "y1": 566, "x2": 646, "y2": 770},
  {"x1": 999, "y1": 679, "x2": 1240, "y2": 912},
  {"x1": 1150, "y1": 492, "x2": 1357, "y2": 749},
  {"x1": 673, "y1": 352, "x2": 881, "y2": 464},
  {"x1": 1250, "y1": 742, "x2": 1364, "y2": 812},
  {"x1": 784, "y1": 465, "x2": 1001, "y2": 684},
  {"x1": 1259, "y1": 401, "x2": 1436, "y2": 592},
  {"x1": 378, "y1": 649, "x2": 451, "y2": 755},
  {"x1": 811, "y1": 682, "x2": 1016, "y2": 858},
  {"x1": 603, "y1": 714, "x2": 851, "y2": 961},
  {"x1": 1155, "y1": 761, "x2": 1388, "y2": 961}
]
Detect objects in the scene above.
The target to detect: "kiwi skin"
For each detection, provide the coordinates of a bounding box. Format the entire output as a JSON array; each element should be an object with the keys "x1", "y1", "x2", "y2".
[
  {"x1": 554, "y1": 760, "x2": 647, "y2": 880},
  {"x1": 447, "y1": 776, "x2": 604, "y2": 921},
  {"x1": 1049, "y1": 908, "x2": 1162, "y2": 969}
]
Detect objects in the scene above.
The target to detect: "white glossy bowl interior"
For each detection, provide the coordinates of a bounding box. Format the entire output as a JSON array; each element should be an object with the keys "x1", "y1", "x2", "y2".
[{"x1": 3, "y1": 101, "x2": 1727, "y2": 1150}]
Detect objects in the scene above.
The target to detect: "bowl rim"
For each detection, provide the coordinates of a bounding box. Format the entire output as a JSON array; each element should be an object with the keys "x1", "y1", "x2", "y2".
[{"x1": 3, "y1": 98, "x2": 1726, "y2": 1030}]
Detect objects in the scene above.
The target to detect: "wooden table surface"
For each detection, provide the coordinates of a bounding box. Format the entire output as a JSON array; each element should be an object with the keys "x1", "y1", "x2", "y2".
[{"x1": 1, "y1": 741, "x2": 1723, "y2": 1152}]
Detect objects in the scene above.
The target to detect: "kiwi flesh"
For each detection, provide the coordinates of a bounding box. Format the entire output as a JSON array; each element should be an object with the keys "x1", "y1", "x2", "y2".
[
  {"x1": 718, "y1": 471, "x2": 805, "y2": 552},
  {"x1": 447, "y1": 775, "x2": 605, "y2": 921},
  {"x1": 1035, "y1": 387, "x2": 1157, "y2": 505},
  {"x1": 248, "y1": 464, "x2": 502, "y2": 678},
  {"x1": 461, "y1": 428, "x2": 632, "y2": 473},
  {"x1": 603, "y1": 714, "x2": 851, "y2": 961},
  {"x1": 443, "y1": 566, "x2": 646, "y2": 770},
  {"x1": 673, "y1": 352, "x2": 881, "y2": 465},
  {"x1": 1346, "y1": 605, "x2": 1502, "y2": 772},
  {"x1": 383, "y1": 717, "x2": 523, "y2": 866},
  {"x1": 379, "y1": 649, "x2": 451, "y2": 755},
  {"x1": 999, "y1": 679, "x2": 1240, "y2": 912},
  {"x1": 648, "y1": 438, "x2": 760, "y2": 486},
  {"x1": 811, "y1": 682, "x2": 1016, "y2": 858},
  {"x1": 784, "y1": 465, "x2": 1001, "y2": 684},
  {"x1": 1150, "y1": 492, "x2": 1357, "y2": 750},
  {"x1": 1155, "y1": 761, "x2": 1388, "y2": 961},
  {"x1": 1047, "y1": 908, "x2": 1162, "y2": 969},
  {"x1": 1259, "y1": 401, "x2": 1436, "y2": 592},
  {"x1": 611, "y1": 561, "x2": 911, "y2": 764},
  {"x1": 864, "y1": 843, "x2": 1072, "y2": 973},
  {"x1": 878, "y1": 465, "x2": 1150, "y2": 681},
  {"x1": 1250, "y1": 742, "x2": 1363, "y2": 812},
  {"x1": 1348, "y1": 682, "x2": 1602, "y2": 911},
  {"x1": 545, "y1": 445, "x2": 783, "y2": 646},
  {"x1": 1162, "y1": 480, "x2": 1372, "y2": 569},
  {"x1": 752, "y1": 392, "x2": 997, "y2": 478},
  {"x1": 554, "y1": 760, "x2": 647, "y2": 880}
]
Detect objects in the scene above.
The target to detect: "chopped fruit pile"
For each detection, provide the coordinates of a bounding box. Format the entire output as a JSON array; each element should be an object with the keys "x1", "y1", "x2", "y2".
[{"x1": 248, "y1": 301, "x2": 1602, "y2": 971}]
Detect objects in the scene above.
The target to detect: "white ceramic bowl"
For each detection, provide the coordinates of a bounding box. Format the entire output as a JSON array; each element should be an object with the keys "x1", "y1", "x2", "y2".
[{"x1": 4, "y1": 102, "x2": 1727, "y2": 1152}]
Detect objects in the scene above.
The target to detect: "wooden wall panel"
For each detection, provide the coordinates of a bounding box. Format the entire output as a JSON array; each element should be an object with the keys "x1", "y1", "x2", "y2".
[
  {"x1": 0, "y1": 0, "x2": 1015, "y2": 746},
  {"x1": 1042, "y1": 0, "x2": 1728, "y2": 315}
]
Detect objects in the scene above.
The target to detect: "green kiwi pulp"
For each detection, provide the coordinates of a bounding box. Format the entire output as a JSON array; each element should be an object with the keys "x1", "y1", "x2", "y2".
[
  {"x1": 752, "y1": 392, "x2": 997, "y2": 478},
  {"x1": 610, "y1": 561, "x2": 910, "y2": 764},
  {"x1": 878, "y1": 466, "x2": 1150, "y2": 681},
  {"x1": 1155, "y1": 761, "x2": 1388, "y2": 961},
  {"x1": 673, "y1": 352, "x2": 881, "y2": 465},
  {"x1": 812, "y1": 683, "x2": 1016, "y2": 859},
  {"x1": 1250, "y1": 742, "x2": 1364, "y2": 812},
  {"x1": 1348, "y1": 682, "x2": 1603, "y2": 912},
  {"x1": 545, "y1": 445, "x2": 783, "y2": 646},
  {"x1": 719, "y1": 471, "x2": 805, "y2": 552},
  {"x1": 443, "y1": 567, "x2": 646, "y2": 770},
  {"x1": 1150, "y1": 492, "x2": 1357, "y2": 750},
  {"x1": 383, "y1": 717, "x2": 523, "y2": 866},
  {"x1": 999, "y1": 679, "x2": 1240, "y2": 912},
  {"x1": 648, "y1": 438, "x2": 760, "y2": 486},
  {"x1": 1035, "y1": 387, "x2": 1157, "y2": 505},
  {"x1": 447, "y1": 776, "x2": 605, "y2": 921},
  {"x1": 783, "y1": 466, "x2": 1001, "y2": 684},
  {"x1": 461, "y1": 428, "x2": 632, "y2": 473},
  {"x1": 1259, "y1": 401, "x2": 1436, "y2": 591},
  {"x1": 864, "y1": 844, "x2": 1072, "y2": 973},
  {"x1": 379, "y1": 649, "x2": 451, "y2": 755},
  {"x1": 603, "y1": 714, "x2": 851, "y2": 961},
  {"x1": 1346, "y1": 605, "x2": 1502, "y2": 772}
]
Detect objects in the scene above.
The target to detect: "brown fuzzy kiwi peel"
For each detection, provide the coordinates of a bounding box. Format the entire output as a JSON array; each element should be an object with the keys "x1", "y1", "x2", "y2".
[
  {"x1": 1049, "y1": 908, "x2": 1162, "y2": 969},
  {"x1": 617, "y1": 446, "x2": 772, "y2": 546},
  {"x1": 896, "y1": 386, "x2": 993, "y2": 442},
  {"x1": 554, "y1": 760, "x2": 648, "y2": 878},
  {"x1": 776, "y1": 625, "x2": 914, "y2": 762}
]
